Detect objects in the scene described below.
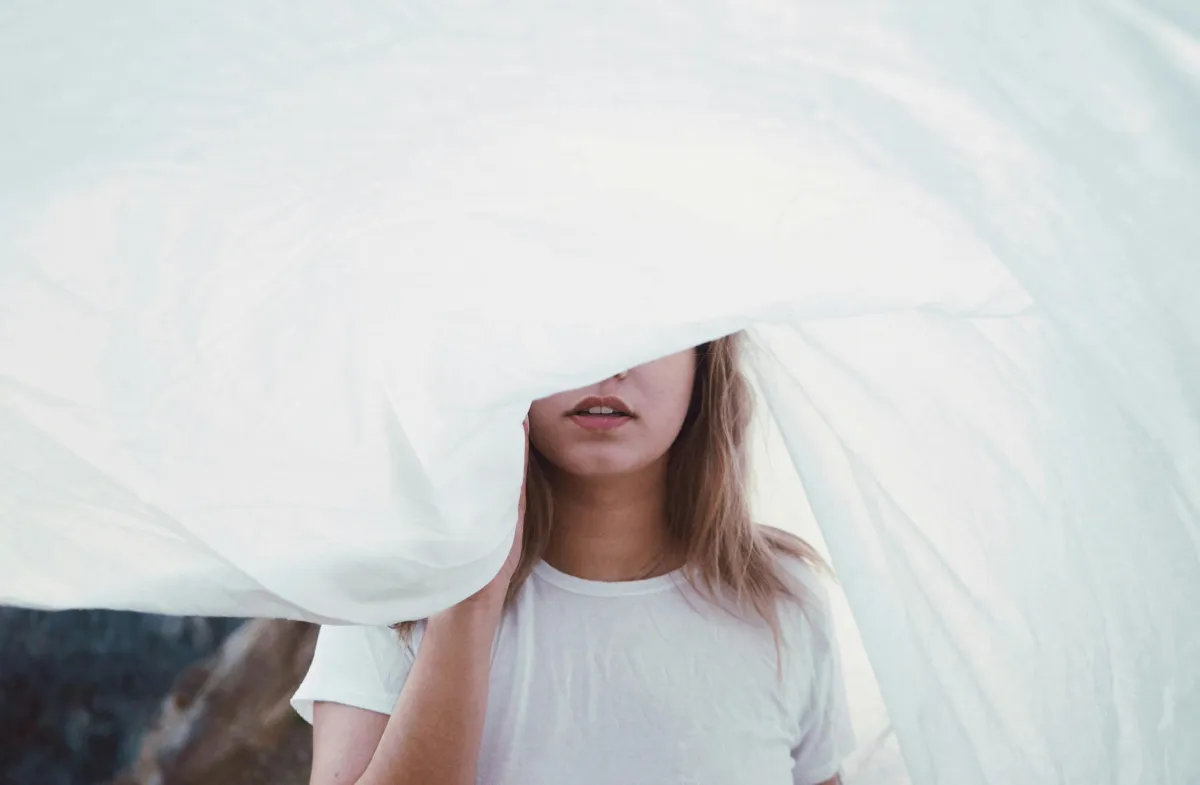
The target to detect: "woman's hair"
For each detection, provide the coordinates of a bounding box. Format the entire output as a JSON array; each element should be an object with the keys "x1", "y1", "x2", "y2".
[{"x1": 395, "y1": 332, "x2": 825, "y2": 645}]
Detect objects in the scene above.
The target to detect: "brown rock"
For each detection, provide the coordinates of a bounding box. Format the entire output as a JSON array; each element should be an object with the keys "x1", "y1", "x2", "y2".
[{"x1": 112, "y1": 619, "x2": 318, "y2": 785}]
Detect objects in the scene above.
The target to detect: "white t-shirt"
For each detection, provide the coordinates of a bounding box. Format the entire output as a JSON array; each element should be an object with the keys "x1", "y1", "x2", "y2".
[{"x1": 292, "y1": 558, "x2": 854, "y2": 785}]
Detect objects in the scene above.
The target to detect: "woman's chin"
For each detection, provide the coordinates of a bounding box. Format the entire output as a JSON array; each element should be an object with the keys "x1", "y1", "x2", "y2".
[{"x1": 555, "y1": 447, "x2": 662, "y2": 480}]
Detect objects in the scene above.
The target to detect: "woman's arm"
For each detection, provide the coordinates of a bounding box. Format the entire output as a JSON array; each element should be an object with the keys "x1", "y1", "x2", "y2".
[
  {"x1": 310, "y1": 702, "x2": 388, "y2": 785},
  {"x1": 307, "y1": 598, "x2": 504, "y2": 785},
  {"x1": 353, "y1": 596, "x2": 504, "y2": 785}
]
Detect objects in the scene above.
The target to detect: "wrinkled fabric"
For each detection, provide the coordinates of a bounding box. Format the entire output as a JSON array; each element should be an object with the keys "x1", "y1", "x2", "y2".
[
  {"x1": 1, "y1": 2, "x2": 1197, "y2": 783},
  {"x1": 292, "y1": 560, "x2": 853, "y2": 785}
]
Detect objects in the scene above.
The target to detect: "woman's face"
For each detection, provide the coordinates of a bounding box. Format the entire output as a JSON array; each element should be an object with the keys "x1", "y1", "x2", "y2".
[{"x1": 529, "y1": 349, "x2": 697, "y2": 478}]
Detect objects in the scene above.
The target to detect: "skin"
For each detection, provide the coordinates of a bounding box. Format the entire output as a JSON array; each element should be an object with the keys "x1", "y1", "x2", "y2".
[
  {"x1": 309, "y1": 350, "x2": 840, "y2": 785},
  {"x1": 528, "y1": 348, "x2": 695, "y2": 581}
]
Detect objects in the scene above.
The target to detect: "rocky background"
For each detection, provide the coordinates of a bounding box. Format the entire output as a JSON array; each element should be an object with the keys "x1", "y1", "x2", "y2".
[{"x1": 0, "y1": 608, "x2": 314, "y2": 785}]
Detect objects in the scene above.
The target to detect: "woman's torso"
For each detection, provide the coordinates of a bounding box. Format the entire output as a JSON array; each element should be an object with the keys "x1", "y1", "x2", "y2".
[
  {"x1": 293, "y1": 559, "x2": 848, "y2": 785},
  {"x1": 474, "y1": 562, "x2": 810, "y2": 784}
]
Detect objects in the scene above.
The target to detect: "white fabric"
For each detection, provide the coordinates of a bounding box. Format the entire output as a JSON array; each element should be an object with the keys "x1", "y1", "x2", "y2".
[
  {"x1": 292, "y1": 558, "x2": 854, "y2": 785},
  {"x1": 1, "y1": 2, "x2": 1199, "y2": 783}
]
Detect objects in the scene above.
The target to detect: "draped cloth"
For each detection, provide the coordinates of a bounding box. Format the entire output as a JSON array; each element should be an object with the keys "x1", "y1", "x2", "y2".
[{"x1": 1, "y1": 3, "x2": 1197, "y2": 783}]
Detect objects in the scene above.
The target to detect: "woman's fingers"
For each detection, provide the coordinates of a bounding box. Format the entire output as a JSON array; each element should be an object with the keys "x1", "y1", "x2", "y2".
[{"x1": 518, "y1": 416, "x2": 530, "y2": 521}]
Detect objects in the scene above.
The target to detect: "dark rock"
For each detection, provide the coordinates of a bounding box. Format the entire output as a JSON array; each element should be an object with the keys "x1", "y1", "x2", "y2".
[
  {"x1": 0, "y1": 608, "x2": 243, "y2": 785},
  {"x1": 113, "y1": 619, "x2": 317, "y2": 785}
]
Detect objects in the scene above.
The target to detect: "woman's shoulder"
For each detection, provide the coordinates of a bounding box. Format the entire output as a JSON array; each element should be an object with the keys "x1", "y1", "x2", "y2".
[
  {"x1": 292, "y1": 622, "x2": 422, "y2": 723},
  {"x1": 311, "y1": 622, "x2": 425, "y2": 670},
  {"x1": 765, "y1": 543, "x2": 838, "y2": 642},
  {"x1": 759, "y1": 526, "x2": 832, "y2": 597}
]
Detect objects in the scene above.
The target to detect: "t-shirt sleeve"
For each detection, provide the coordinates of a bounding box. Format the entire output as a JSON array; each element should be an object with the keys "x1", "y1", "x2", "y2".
[
  {"x1": 291, "y1": 623, "x2": 420, "y2": 724},
  {"x1": 789, "y1": 570, "x2": 857, "y2": 785}
]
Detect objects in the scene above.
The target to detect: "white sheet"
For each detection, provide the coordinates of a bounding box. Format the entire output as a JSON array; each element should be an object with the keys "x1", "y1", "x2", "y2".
[{"x1": 1, "y1": 2, "x2": 1197, "y2": 783}]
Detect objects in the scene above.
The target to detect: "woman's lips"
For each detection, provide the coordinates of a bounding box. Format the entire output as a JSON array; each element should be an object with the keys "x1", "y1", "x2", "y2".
[
  {"x1": 569, "y1": 413, "x2": 633, "y2": 432},
  {"x1": 569, "y1": 394, "x2": 634, "y2": 417}
]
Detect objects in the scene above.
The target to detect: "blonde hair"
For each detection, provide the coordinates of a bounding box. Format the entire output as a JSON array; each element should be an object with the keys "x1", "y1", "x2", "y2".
[{"x1": 396, "y1": 332, "x2": 824, "y2": 644}]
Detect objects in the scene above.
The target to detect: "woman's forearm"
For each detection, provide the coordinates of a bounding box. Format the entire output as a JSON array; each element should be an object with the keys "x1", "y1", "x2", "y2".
[{"x1": 359, "y1": 597, "x2": 502, "y2": 785}]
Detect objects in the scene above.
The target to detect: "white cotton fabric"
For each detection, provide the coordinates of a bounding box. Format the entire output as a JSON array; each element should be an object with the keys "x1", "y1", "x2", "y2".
[
  {"x1": 292, "y1": 558, "x2": 854, "y2": 785},
  {"x1": 2, "y1": 2, "x2": 1199, "y2": 783}
]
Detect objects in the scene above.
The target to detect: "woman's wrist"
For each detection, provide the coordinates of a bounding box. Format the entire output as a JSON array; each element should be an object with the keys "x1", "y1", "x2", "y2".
[
  {"x1": 431, "y1": 586, "x2": 505, "y2": 629},
  {"x1": 465, "y1": 571, "x2": 513, "y2": 610},
  {"x1": 424, "y1": 595, "x2": 504, "y2": 661}
]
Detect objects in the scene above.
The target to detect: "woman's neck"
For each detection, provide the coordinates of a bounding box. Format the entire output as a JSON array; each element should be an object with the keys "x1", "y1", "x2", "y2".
[{"x1": 542, "y1": 458, "x2": 680, "y2": 582}]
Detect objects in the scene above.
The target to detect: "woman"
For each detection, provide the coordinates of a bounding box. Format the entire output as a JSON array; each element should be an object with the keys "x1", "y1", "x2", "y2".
[{"x1": 292, "y1": 334, "x2": 853, "y2": 784}]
